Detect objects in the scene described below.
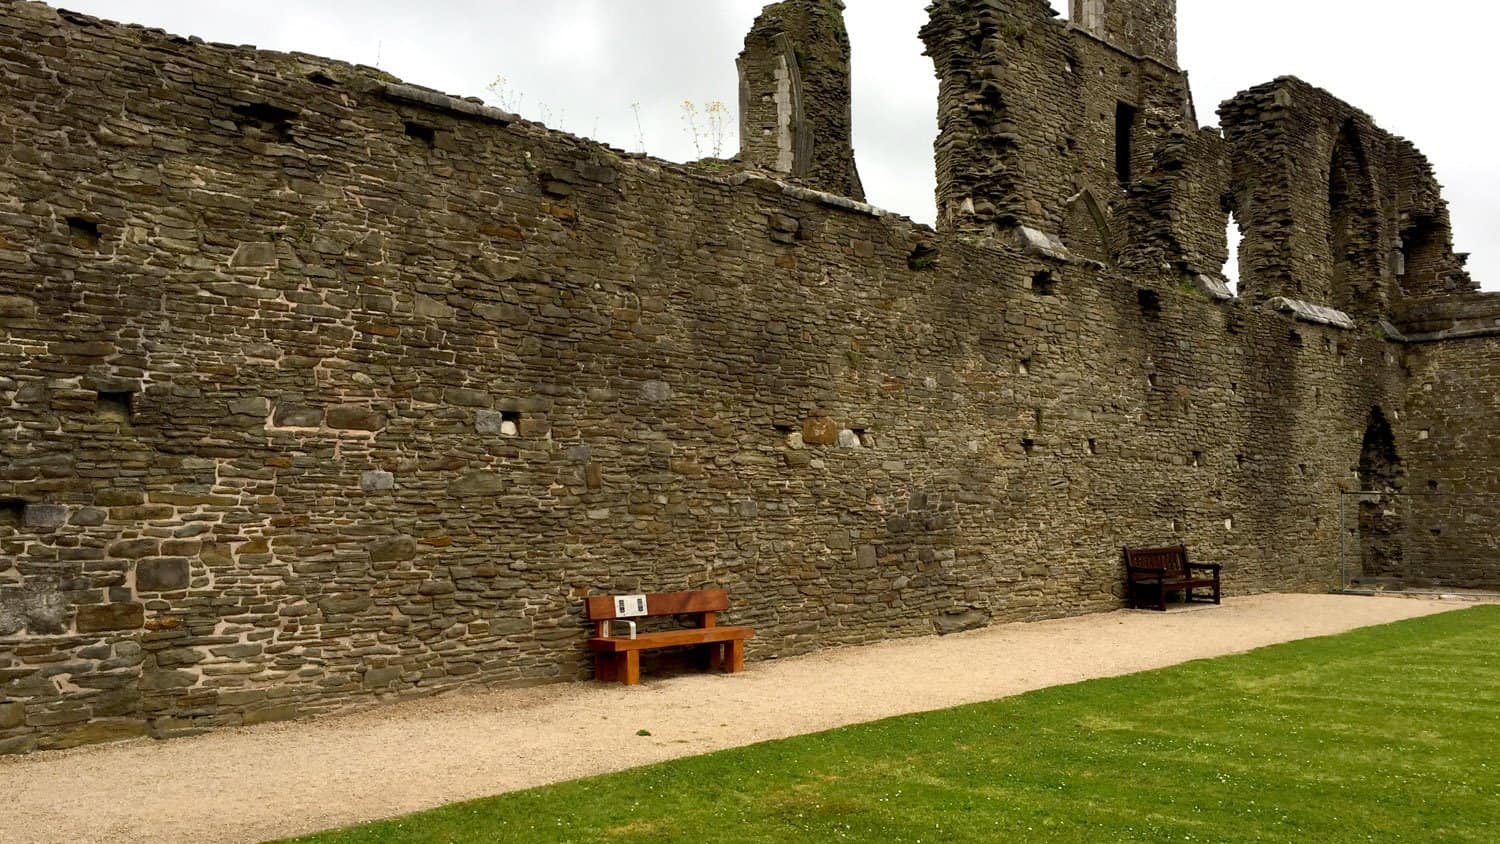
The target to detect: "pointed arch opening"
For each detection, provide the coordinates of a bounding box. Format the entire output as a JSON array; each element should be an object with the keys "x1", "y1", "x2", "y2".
[
  {"x1": 1063, "y1": 188, "x2": 1113, "y2": 265},
  {"x1": 1356, "y1": 406, "x2": 1405, "y2": 582},
  {"x1": 1327, "y1": 121, "x2": 1380, "y2": 316}
]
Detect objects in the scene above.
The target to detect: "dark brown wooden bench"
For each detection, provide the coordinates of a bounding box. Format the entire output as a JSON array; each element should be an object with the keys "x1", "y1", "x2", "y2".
[
  {"x1": 584, "y1": 589, "x2": 753, "y2": 685},
  {"x1": 1124, "y1": 545, "x2": 1222, "y2": 611}
]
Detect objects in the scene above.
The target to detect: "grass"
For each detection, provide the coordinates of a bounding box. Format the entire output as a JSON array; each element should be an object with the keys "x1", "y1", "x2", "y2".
[{"x1": 287, "y1": 607, "x2": 1500, "y2": 843}]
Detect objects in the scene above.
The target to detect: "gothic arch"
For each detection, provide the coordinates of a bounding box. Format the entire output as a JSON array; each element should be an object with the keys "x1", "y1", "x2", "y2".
[
  {"x1": 1357, "y1": 406, "x2": 1405, "y2": 581},
  {"x1": 1063, "y1": 188, "x2": 1114, "y2": 265},
  {"x1": 1327, "y1": 121, "x2": 1381, "y2": 316}
]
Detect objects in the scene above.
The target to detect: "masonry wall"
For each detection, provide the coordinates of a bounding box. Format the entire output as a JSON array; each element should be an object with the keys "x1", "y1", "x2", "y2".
[
  {"x1": 1396, "y1": 296, "x2": 1500, "y2": 589},
  {"x1": 1220, "y1": 78, "x2": 1475, "y2": 314},
  {"x1": 0, "y1": 1, "x2": 1474, "y2": 755},
  {"x1": 921, "y1": 0, "x2": 1227, "y2": 281}
]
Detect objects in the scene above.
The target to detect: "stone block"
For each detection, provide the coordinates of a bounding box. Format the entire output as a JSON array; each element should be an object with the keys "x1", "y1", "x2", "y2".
[
  {"x1": 36, "y1": 718, "x2": 147, "y2": 750},
  {"x1": 363, "y1": 667, "x2": 403, "y2": 690},
  {"x1": 75, "y1": 603, "x2": 145, "y2": 633},
  {"x1": 139, "y1": 669, "x2": 198, "y2": 691},
  {"x1": 640, "y1": 380, "x2": 673, "y2": 402},
  {"x1": 229, "y1": 241, "x2": 277, "y2": 267},
  {"x1": 271, "y1": 404, "x2": 322, "y2": 428},
  {"x1": 108, "y1": 538, "x2": 159, "y2": 559},
  {"x1": 136, "y1": 558, "x2": 190, "y2": 591},
  {"x1": 802, "y1": 417, "x2": 838, "y2": 446},
  {"x1": 449, "y1": 470, "x2": 504, "y2": 497},
  {"x1": 325, "y1": 406, "x2": 386, "y2": 431},
  {"x1": 855, "y1": 545, "x2": 878, "y2": 568},
  {"x1": 0, "y1": 701, "x2": 23, "y2": 729},
  {"x1": 70, "y1": 507, "x2": 107, "y2": 527},
  {"x1": 934, "y1": 608, "x2": 990, "y2": 636},
  {"x1": 0, "y1": 295, "x2": 37, "y2": 318},
  {"x1": 0, "y1": 735, "x2": 36, "y2": 756},
  {"x1": 319, "y1": 593, "x2": 373, "y2": 615},
  {"x1": 242, "y1": 705, "x2": 300, "y2": 726},
  {"x1": 444, "y1": 387, "x2": 491, "y2": 408},
  {"x1": 369, "y1": 536, "x2": 417, "y2": 563},
  {"x1": 361, "y1": 470, "x2": 395, "y2": 492},
  {"x1": 22, "y1": 504, "x2": 67, "y2": 530}
]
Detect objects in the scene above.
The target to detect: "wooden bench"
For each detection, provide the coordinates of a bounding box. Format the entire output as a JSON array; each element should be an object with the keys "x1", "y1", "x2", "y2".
[
  {"x1": 584, "y1": 589, "x2": 753, "y2": 685},
  {"x1": 1124, "y1": 545, "x2": 1222, "y2": 611}
]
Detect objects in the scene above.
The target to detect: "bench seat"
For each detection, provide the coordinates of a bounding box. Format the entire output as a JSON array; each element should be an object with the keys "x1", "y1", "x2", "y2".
[
  {"x1": 588, "y1": 625, "x2": 753, "y2": 652},
  {"x1": 584, "y1": 589, "x2": 754, "y2": 685},
  {"x1": 1124, "y1": 545, "x2": 1223, "y2": 611}
]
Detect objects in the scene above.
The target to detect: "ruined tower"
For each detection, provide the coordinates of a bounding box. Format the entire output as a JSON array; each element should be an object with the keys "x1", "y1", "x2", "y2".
[
  {"x1": 922, "y1": 0, "x2": 1224, "y2": 279},
  {"x1": 1070, "y1": 0, "x2": 1178, "y2": 67},
  {"x1": 737, "y1": 0, "x2": 865, "y2": 200}
]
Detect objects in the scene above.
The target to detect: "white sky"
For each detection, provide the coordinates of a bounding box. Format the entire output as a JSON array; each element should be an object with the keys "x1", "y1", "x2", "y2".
[{"x1": 57, "y1": 1, "x2": 1497, "y2": 289}]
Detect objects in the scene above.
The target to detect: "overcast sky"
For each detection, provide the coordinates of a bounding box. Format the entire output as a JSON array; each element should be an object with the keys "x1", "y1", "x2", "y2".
[{"x1": 60, "y1": 0, "x2": 1497, "y2": 290}]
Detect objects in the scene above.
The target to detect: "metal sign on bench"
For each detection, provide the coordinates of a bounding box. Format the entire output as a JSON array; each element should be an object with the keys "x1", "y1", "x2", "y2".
[
  {"x1": 613, "y1": 594, "x2": 648, "y2": 617},
  {"x1": 603, "y1": 594, "x2": 647, "y2": 639}
]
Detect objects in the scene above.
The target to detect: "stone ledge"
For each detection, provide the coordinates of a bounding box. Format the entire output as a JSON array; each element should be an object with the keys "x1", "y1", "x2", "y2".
[
  {"x1": 725, "y1": 172, "x2": 889, "y2": 219},
  {"x1": 378, "y1": 83, "x2": 518, "y2": 126},
  {"x1": 1196, "y1": 274, "x2": 1236, "y2": 302},
  {"x1": 1263, "y1": 297, "x2": 1356, "y2": 330}
]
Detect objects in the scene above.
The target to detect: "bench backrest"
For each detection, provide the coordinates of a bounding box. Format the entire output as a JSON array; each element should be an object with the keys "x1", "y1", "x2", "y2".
[
  {"x1": 584, "y1": 589, "x2": 729, "y2": 622},
  {"x1": 1123, "y1": 545, "x2": 1189, "y2": 576}
]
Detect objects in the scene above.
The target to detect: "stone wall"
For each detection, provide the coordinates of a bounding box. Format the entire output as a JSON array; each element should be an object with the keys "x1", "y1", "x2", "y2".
[
  {"x1": 1070, "y1": 0, "x2": 1177, "y2": 67},
  {"x1": 0, "y1": 0, "x2": 1493, "y2": 755},
  {"x1": 1394, "y1": 296, "x2": 1500, "y2": 589},
  {"x1": 921, "y1": 0, "x2": 1226, "y2": 283},
  {"x1": 1220, "y1": 78, "x2": 1475, "y2": 315},
  {"x1": 737, "y1": 0, "x2": 864, "y2": 199}
]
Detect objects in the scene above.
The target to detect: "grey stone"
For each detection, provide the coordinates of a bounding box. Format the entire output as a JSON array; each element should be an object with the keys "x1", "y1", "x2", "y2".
[
  {"x1": 933, "y1": 608, "x2": 990, "y2": 636},
  {"x1": 0, "y1": 701, "x2": 23, "y2": 729},
  {"x1": 271, "y1": 404, "x2": 323, "y2": 428},
  {"x1": 319, "y1": 593, "x2": 373, "y2": 615},
  {"x1": 369, "y1": 536, "x2": 418, "y2": 563},
  {"x1": 22, "y1": 504, "x2": 67, "y2": 530},
  {"x1": 229, "y1": 242, "x2": 278, "y2": 268},
  {"x1": 475, "y1": 410, "x2": 505, "y2": 435},
  {"x1": 449, "y1": 470, "x2": 505, "y2": 497},
  {"x1": 640, "y1": 380, "x2": 673, "y2": 402},
  {"x1": 363, "y1": 667, "x2": 403, "y2": 690},
  {"x1": 1264, "y1": 297, "x2": 1357, "y2": 330},
  {"x1": 137, "y1": 558, "x2": 190, "y2": 592},
  {"x1": 361, "y1": 470, "x2": 395, "y2": 492}
]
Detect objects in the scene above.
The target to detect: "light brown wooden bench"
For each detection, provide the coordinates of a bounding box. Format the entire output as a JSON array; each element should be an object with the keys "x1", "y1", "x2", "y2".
[
  {"x1": 584, "y1": 589, "x2": 753, "y2": 685},
  {"x1": 1124, "y1": 545, "x2": 1222, "y2": 611}
]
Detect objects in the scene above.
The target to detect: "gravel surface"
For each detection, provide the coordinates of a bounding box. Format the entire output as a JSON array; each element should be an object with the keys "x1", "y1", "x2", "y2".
[{"x1": 0, "y1": 593, "x2": 1462, "y2": 844}]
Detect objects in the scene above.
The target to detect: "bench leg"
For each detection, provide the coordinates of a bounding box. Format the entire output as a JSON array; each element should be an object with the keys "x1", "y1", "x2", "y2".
[
  {"x1": 1213, "y1": 578, "x2": 1222, "y2": 605},
  {"x1": 621, "y1": 651, "x2": 641, "y2": 686},
  {"x1": 1157, "y1": 581, "x2": 1167, "y2": 612},
  {"x1": 725, "y1": 639, "x2": 745, "y2": 674},
  {"x1": 594, "y1": 653, "x2": 618, "y2": 683},
  {"x1": 706, "y1": 642, "x2": 725, "y2": 672}
]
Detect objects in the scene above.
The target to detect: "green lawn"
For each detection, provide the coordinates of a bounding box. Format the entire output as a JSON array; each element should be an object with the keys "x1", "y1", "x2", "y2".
[{"x1": 288, "y1": 606, "x2": 1500, "y2": 843}]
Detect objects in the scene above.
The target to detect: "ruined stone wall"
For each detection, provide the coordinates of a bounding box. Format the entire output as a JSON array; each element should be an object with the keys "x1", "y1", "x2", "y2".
[
  {"x1": 0, "y1": 1, "x2": 1480, "y2": 756},
  {"x1": 921, "y1": 0, "x2": 1226, "y2": 281},
  {"x1": 1394, "y1": 296, "x2": 1500, "y2": 589},
  {"x1": 1220, "y1": 78, "x2": 1474, "y2": 315},
  {"x1": 1070, "y1": 0, "x2": 1177, "y2": 67},
  {"x1": 737, "y1": 0, "x2": 863, "y2": 199}
]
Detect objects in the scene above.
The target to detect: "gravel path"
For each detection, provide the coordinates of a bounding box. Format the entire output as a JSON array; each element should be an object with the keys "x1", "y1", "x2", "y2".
[{"x1": 0, "y1": 593, "x2": 1463, "y2": 844}]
